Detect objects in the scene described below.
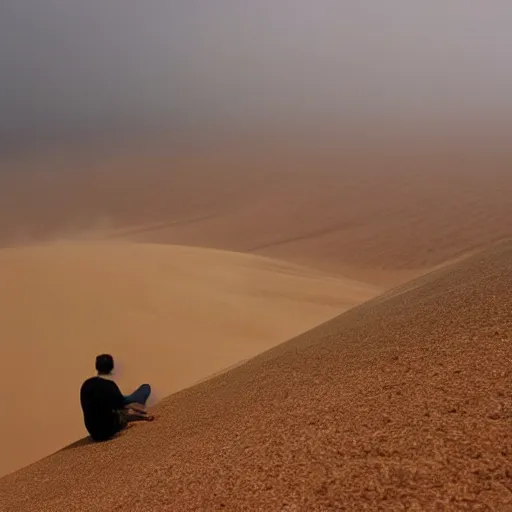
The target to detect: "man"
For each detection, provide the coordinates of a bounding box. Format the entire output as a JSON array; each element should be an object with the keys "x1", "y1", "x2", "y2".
[{"x1": 80, "y1": 354, "x2": 154, "y2": 441}]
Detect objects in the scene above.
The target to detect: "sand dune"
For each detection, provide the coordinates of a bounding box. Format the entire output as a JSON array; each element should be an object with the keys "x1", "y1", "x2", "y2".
[
  {"x1": 0, "y1": 241, "x2": 377, "y2": 477},
  {"x1": 1, "y1": 143, "x2": 511, "y2": 286},
  {"x1": 1, "y1": 140, "x2": 511, "y2": 507},
  {"x1": 1, "y1": 241, "x2": 511, "y2": 510}
]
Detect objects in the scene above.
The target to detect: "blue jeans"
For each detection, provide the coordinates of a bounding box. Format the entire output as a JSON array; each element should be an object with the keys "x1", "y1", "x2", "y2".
[{"x1": 123, "y1": 383, "x2": 151, "y2": 406}]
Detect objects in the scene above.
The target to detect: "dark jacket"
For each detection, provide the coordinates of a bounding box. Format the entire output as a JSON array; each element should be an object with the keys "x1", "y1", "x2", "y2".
[{"x1": 80, "y1": 377, "x2": 126, "y2": 441}]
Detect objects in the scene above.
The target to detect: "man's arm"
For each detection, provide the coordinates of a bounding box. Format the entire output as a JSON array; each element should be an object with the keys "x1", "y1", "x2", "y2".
[{"x1": 109, "y1": 381, "x2": 128, "y2": 410}]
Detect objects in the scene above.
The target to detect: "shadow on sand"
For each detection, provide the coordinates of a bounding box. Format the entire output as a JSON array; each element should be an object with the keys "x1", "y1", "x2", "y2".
[
  {"x1": 58, "y1": 436, "x2": 96, "y2": 452},
  {"x1": 58, "y1": 425, "x2": 136, "y2": 453}
]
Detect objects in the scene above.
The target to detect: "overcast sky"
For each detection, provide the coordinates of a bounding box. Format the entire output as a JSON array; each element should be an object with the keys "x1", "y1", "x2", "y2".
[{"x1": 1, "y1": 1, "x2": 512, "y2": 148}]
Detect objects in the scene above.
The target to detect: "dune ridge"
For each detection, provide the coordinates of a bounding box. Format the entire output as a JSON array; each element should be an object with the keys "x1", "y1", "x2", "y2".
[
  {"x1": 0, "y1": 240, "x2": 377, "y2": 477},
  {"x1": 1, "y1": 144, "x2": 511, "y2": 285},
  {"x1": 1, "y1": 241, "x2": 511, "y2": 510}
]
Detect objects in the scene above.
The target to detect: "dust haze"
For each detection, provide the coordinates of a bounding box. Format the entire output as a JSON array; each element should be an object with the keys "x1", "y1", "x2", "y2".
[{"x1": 2, "y1": 1, "x2": 512, "y2": 152}]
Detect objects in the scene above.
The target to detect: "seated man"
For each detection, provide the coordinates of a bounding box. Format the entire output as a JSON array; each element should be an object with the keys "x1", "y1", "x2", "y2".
[{"x1": 80, "y1": 354, "x2": 154, "y2": 441}]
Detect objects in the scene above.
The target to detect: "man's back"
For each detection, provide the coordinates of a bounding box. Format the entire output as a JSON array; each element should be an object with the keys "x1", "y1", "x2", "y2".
[{"x1": 80, "y1": 376, "x2": 125, "y2": 441}]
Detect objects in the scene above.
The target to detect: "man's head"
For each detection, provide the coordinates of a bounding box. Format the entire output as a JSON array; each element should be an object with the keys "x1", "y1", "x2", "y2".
[{"x1": 95, "y1": 354, "x2": 114, "y2": 375}]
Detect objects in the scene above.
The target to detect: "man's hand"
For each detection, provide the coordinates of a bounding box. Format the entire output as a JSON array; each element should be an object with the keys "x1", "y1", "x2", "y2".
[
  {"x1": 125, "y1": 405, "x2": 154, "y2": 421},
  {"x1": 128, "y1": 404, "x2": 147, "y2": 415}
]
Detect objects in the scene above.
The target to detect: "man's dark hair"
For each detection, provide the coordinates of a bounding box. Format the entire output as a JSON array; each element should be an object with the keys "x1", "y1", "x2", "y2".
[{"x1": 95, "y1": 354, "x2": 114, "y2": 375}]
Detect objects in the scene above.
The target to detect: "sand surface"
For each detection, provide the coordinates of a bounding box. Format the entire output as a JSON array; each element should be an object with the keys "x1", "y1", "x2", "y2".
[
  {"x1": 1, "y1": 140, "x2": 511, "y2": 507},
  {"x1": 1, "y1": 241, "x2": 511, "y2": 511},
  {"x1": 0, "y1": 241, "x2": 377, "y2": 477}
]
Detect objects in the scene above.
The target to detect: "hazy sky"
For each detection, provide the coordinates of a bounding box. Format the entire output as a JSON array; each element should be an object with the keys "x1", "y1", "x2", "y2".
[{"x1": 1, "y1": 1, "x2": 512, "y2": 147}]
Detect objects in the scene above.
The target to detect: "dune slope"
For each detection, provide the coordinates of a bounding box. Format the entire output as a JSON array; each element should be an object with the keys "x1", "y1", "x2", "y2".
[
  {"x1": 2, "y1": 241, "x2": 511, "y2": 510},
  {"x1": 0, "y1": 241, "x2": 376, "y2": 477}
]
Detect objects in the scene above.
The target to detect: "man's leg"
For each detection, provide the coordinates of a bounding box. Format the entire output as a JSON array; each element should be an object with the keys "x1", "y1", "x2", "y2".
[{"x1": 123, "y1": 383, "x2": 151, "y2": 406}]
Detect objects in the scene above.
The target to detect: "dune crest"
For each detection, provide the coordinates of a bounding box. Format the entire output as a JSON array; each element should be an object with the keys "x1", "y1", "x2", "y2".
[{"x1": 0, "y1": 240, "x2": 377, "y2": 477}]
